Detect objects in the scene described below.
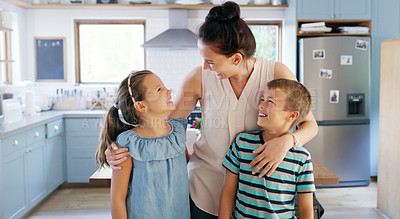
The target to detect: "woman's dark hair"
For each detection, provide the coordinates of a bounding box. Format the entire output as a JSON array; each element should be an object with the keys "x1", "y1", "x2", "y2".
[
  {"x1": 96, "y1": 70, "x2": 153, "y2": 168},
  {"x1": 198, "y1": 1, "x2": 256, "y2": 59}
]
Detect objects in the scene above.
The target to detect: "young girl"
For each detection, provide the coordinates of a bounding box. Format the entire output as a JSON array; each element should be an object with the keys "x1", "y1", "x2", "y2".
[{"x1": 96, "y1": 70, "x2": 190, "y2": 219}]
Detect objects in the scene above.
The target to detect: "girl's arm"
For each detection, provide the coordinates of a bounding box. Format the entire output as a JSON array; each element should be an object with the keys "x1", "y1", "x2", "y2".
[
  {"x1": 297, "y1": 193, "x2": 314, "y2": 219},
  {"x1": 250, "y1": 62, "x2": 318, "y2": 177},
  {"x1": 111, "y1": 155, "x2": 132, "y2": 219},
  {"x1": 218, "y1": 171, "x2": 239, "y2": 219}
]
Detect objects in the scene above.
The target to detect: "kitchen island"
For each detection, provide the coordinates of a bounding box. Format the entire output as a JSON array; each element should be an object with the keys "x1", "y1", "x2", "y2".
[{"x1": 90, "y1": 158, "x2": 339, "y2": 186}]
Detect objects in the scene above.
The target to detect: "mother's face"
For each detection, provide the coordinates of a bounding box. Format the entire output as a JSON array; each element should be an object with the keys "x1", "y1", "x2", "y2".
[{"x1": 197, "y1": 39, "x2": 236, "y2": 80}]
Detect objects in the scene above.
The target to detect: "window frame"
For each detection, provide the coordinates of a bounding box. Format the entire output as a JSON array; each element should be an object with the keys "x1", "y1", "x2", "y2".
[
  {"x1": 74, "y1": 19, "x2": 146, "y2": 84},
  {"x1": 246, "y1": 20, "x2": 282, "y2": 62},
  {"x1": 0, "y1": 28, "x2": 13, "y2": 84}
]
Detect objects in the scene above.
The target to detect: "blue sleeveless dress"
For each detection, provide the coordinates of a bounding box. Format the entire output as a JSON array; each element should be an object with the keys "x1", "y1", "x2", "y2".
[{"x1": 116, "y1": 118, "x2": 190, "y2": 219}]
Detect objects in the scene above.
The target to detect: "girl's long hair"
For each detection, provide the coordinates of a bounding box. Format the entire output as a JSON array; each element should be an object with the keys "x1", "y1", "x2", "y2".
[{"x1": 95, "y1": 70, "x2": 153, "y2": 168}]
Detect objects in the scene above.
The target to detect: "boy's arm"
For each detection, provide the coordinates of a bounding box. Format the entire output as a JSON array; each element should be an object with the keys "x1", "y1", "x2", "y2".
[
  {"x1": 297, "y1": 193, "x2": 314, "y2": 219},
  {"x1": 219, "y1": 170, "x2": 239, "y2": 219},
  {"x1": 111, "y1": 155, "x2": 132, "y2": 219}
]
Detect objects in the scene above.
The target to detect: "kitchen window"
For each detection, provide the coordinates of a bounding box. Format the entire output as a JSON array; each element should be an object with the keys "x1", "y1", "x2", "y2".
[
  {"x1": 74, "y1": 20, "x2": 145, "y2": 84},
  {"x1": 247, "y1": 21, "x2": 282, "y2": 62}
]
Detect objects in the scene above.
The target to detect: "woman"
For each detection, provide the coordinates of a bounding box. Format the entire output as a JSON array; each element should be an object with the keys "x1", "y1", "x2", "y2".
[{"x1": 106, "y1": 2, "x2": 318, "y2": 218}]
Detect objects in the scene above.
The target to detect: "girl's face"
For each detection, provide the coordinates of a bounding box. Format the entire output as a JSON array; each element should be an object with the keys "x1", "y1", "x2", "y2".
[
  {"x1": 198, "y1": 39, "x2": 237, "y2": 80},
  {"x1": 257, "y1": 88, "x2": 292, "y2": 131},
  {"x1": 141, "y1": 74, "x2": 175, "y2": 115}
]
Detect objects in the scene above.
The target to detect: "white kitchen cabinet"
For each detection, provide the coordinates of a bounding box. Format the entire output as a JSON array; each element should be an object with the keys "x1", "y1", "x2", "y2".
[
  {"x1": 65, "y1": 118, "x2": 102, "y2": 183},
  {"x1": 297, "y1": 0, "x2": 372, "y2": 20}
]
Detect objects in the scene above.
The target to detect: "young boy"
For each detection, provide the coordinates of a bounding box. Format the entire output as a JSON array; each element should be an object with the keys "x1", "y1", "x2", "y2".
[{"x1": 219, "y1": 79, "x2": 315, "y2": 219}]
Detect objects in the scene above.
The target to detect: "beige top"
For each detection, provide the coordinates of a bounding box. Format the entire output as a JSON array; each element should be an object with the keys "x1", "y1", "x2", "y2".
[{"x1": 187, "y1": 58, "x2": 275, "y2": 215}]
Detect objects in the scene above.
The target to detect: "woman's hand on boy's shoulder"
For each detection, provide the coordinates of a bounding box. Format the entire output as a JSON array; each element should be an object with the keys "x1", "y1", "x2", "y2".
[
  {"x1": 105, "y1": 142, "x2": 130, "y2": 170},
  {"x1": 250, "y1": 134, "x2": 293, "y2": 177}
]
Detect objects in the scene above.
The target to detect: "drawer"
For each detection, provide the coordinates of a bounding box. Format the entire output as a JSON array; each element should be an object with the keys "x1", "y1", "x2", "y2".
[
  {"x1": 65, "y1": 118, "x2": 103, "y2": 132},
  {"x1": 26, "y1": 125, "x2": 45, "y2": 144},
  {"x1": 47, "y1": 119, "x2": 64, "y2": 138},
  {"x1": 1, "y1": 131, "x2": 27, "y2": 156}
]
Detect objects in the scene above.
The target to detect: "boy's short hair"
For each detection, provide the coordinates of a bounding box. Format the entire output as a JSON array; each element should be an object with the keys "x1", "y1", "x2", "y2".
[{"x1": 267, "y1": 79, "x2": 311, "y2": 128}]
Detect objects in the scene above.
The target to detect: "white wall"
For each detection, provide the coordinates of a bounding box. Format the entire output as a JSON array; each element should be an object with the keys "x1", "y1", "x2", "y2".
[
  {"x1": 23, "y1": 7, "x2": 285, "y2": 91},
  {"x1": 1, "y1": 4, "x2": 288, "y2": 107}
]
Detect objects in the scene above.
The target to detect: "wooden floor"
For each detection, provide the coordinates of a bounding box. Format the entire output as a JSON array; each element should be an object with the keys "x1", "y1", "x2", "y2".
[{"x1": 23, "y1": 182, "x2": 389, "y2": 218}]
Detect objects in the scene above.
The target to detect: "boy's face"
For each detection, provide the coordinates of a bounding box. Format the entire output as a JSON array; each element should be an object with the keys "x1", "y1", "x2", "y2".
[{"x1": 257, "y1": 88, "x2": 293, "y2": 132}]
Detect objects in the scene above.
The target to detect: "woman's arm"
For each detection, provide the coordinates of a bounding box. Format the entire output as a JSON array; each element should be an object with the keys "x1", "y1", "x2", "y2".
[
  {"x1": 297, "y1": 193, "x2": 314, "y2": 219},
  {"x1": 105, "y1": 66, "x2": 203, "y2": 169},
  {"x1": 167, "y1": 66, "x2": 203, "y2": 119},
  {"x1": 218, "y1": 171, "x2": 239, "y2": 219},
  {"x1": 250, "y1": 62, "x2": 318, "y2": 177},
  {"x1": 111, "y1": 155, "x2": 132, "y2": 219}
]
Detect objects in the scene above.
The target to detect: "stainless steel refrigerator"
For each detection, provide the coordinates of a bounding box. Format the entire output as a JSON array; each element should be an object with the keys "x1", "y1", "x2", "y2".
[{"x1": 299, "y1": 36, "x2": 370, "y2": 187}]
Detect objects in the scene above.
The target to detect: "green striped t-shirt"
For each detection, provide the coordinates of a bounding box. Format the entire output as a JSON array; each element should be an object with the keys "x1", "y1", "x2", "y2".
[{"x1": 223, "y1": 131, "x2": 315, "y2": 219}]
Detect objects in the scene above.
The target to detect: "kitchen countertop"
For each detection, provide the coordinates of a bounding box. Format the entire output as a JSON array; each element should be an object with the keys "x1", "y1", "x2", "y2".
[
  {"x1": 0, "y1": 110, "x2": 107, "y2": 138},
  {"x1": 90, "y1": 158, "x2": 339, "y2": 186}
]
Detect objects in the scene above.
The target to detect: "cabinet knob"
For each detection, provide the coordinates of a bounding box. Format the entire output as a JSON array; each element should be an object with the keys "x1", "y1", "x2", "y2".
[
  {"x1": 35, "y1": 131, "x2": 40, "y2": 137},
  {"x1": 54, "y1": 125, "x2": 59, "y2": 131},
  {"x1": 336, "y1": 14, "x2": 340, "y2": 18},
  {"x1": 12, "y1": 140, "x2": 19, "y2": 146},
  {"x1": 330, "y1": 14, "x2": 334, "y2": 18},
  {"x1": 26, "y1": 148, "x2": 32, "y2": 153}
]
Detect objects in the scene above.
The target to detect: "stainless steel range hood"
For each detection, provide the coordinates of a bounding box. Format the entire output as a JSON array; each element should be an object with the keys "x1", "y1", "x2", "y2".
[{"x1": 141, "y1": 9, "x2": 198, "y2": 48}]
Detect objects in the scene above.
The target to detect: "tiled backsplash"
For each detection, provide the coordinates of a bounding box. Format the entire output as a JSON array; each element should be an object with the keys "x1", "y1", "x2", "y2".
[{"x1": 146, "y1": 48, "x2": 203, "y2": 92}]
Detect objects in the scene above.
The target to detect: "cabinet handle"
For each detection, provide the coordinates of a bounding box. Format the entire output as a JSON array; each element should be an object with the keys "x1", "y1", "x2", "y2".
[
  {"x1": 54, "y1": 125, "x2": 59, "y2": 131},
  {"x1": 35, "y1": 131, "x2": 40, "y2": 137},
  {"x1": 12, "y1": 140, "x2": 19, "y2": 146}
]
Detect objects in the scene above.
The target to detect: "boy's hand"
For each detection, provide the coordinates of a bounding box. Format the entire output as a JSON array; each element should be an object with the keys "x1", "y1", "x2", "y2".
[
  {"x1": 250, "y1": 134, "x2": 293, "y2": 177},
  {"x1": 105, "y1": 142, "x2": 130, "y2": 170}
]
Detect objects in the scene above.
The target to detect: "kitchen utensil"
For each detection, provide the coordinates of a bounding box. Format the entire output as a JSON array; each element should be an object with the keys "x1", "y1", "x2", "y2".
[
  {"x1": 3, "y1": 99, "x2": 23, "y2": 123},
  {"x1": 253, "y1": 0, "x2": 270, "y2": 5},
  {"x1": 271, "y1": 0, "x2": 282, "y2": 5},
  {"x1": 210, "y1": 0, "x2": 224, "y2": 4},
  {"x1": 2, "y1": 93, "x2": 13, "y2": 99}
]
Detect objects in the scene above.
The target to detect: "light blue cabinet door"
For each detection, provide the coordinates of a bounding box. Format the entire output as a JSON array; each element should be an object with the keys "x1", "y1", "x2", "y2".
[
  {"x1": 297, "y1": 0, "x2": 335, "y2": 20},
  {"x1": 27, "y1": 141, "x2": 46, "y2": 208},
  {"x1": 45, "y1": 134, "x2": 65, "y2": 192},
  {"x1": 65, "y1": 118, "x2": 102, "y2": 183},
  {"x1": 66, "y1": 135, "x2": 99, "y2": 183},
  {"x1": 3, "y1": 151, "x2": 28, "y2": 219},
  {"x1": 335, "y1": 0, "x2": 371, "y2": 19}
]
